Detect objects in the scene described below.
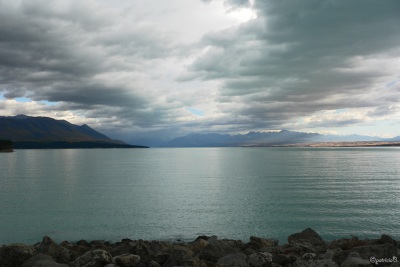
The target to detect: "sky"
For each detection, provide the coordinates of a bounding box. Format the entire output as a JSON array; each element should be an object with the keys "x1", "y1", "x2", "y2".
[{"x1": 0, "y1": 0, "x2": 400, "y2": 145}]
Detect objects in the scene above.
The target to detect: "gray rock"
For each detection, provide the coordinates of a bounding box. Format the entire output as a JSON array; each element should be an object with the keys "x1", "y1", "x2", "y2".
[
  {"x1": 149, "y1": 260, "x2": 161, "y2": 267},
  {"x1": 208, "y1": 235, "x2": 219, "y2": 242},
  {"x1": 22, "y1": 254, "x2": 56, "y2": 267},
  {"x1": 282, "y1": 242, "x2": 316, "y2": 256},
  {"x1": 340, "y1": 252, "x2": 370, "y2": 267},
  {"x1": 154, "y1": 253, "x2": 170, "y2": 265},
  {"x1": 0, "y1": 243, "x2": 36, "y2": 267},
  {"x1": 71, "y1": 249, "x2": 112, "y2": 267},
  {"x1": 104, "y1": 265, "x2": 120, "y2": 267},
  {"x1": 114, "y1": 240, "x2": 171, "y2": 264},
  {"x1": 112, "y1": 253, "x2": 141, "y2": 267},
  {"x1": 190, "y1": 238, "x2": 209, "y2": 254},
  {"x1": 162, "y1": 247, "x2": 196, "y2": 267},
  {"x1": 272, "y1": 254, "x2": 291, "y2": 266},
  {"x1": 217, "y1": 253, "x2": 248, "y2": 267},
  {"x1": 31, "y1": 260, "x2": 69, "y2": 267},
  {"x1": 289, "y1": 258, "x2": 338, "y2": 267},
  {"x1": 351, "y1": 243, "x2": 397, "y2": 260},
  {"x1": 379, "y1": 234, "x2": 398, "y2": 246},
  {"x1": 36, "y1": 236, "x2": 79, "y2": 263},
  {"x1": 301, "y1": 253, "x2": 316, "y2": 260},
  {"x1": 201, "y1": 239, "x2": 246, "y2": 262},
  {"x1": 288, "y1": 228, "x2": 326, "y2": 247},
  {"x1": 248, "y1": 252, "x2": 273, "y2": 267},
  {"x1": 328, "y1": 237, "x2": 370, "y2": 250},
  {"x1": 249, "y1": 237, "x2": 278, "y2": 250},
  {"x1": 112, "y1": 241, "x2": 135, "y2": 256},
  {"x1": 323, "y1": 251, "x2": 334, "y2": 260}
]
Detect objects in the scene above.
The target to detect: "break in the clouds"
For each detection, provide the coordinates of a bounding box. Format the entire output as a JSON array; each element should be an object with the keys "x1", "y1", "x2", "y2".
[{"x1": 1, "y1": 0, "x2": 400, "y2": 145}]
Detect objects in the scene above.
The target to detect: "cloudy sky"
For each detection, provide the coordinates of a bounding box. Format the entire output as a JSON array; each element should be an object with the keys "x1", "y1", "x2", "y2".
[{"x1": 1, "y1": 0, "x2": 399, "y2": 145}]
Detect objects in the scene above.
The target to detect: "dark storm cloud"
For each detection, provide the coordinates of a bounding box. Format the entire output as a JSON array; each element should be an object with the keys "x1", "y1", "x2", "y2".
[
  {"x1": 0, "y1": 0, "x2": 178, "y2": 127},
  {"x1": 187, "y1": 0, "x2": 400, "y2": 130}
]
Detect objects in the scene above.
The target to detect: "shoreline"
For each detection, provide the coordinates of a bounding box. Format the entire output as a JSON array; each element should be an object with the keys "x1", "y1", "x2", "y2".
[
  {"x1": 243, "y1": 141, "x2": 400, "y2": 147},
  {"x1": 1, "y1": 228, "x2": 399, "y2": 267}
]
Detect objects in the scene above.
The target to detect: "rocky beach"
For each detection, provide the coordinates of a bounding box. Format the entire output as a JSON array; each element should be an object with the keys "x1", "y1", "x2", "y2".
[{"x1": 0, "y1": 228, "x2": 399, "y2": 267}]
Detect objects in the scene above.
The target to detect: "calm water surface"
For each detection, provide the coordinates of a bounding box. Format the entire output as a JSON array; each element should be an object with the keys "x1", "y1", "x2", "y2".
[{"x1": 1, "y1": 147, "x2": 400, "y2": 244}]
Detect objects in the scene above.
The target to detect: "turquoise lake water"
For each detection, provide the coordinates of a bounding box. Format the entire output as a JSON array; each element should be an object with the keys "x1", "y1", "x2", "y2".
[{"x1": 1, "y1": 147, "x2": 400, "y2": 245}]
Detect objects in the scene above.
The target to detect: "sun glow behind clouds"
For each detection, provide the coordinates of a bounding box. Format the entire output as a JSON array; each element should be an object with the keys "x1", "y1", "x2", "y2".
[{"x1": 227, "y1": 7, "x2": 257, "y2": 22}]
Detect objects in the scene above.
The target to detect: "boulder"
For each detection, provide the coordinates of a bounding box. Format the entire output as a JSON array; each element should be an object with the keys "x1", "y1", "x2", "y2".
[
  {"x1": 117, "y1": 240, "x2": 171, "y2": 263},
  {"x1": 282, "y1": 242, "x2": 316, "y2": 256},
  {"x1": 322, "y1": 251, "x2": 334, "y2": 260},
  {"x1": 36, "y1": 236, "x2": 78, "y2": 263},
  {"x1": 217, "y1": 253, "x2": 248, "y2": 267},
  {"x1": 162, "y1": 246, "x2": 197, "y2": 267},
  {"x1": 89, "y1": 240, "x2": 113, "y2": 251},
  {"x1": 248, "y1": 252, "x2": 273, "y2": 267},
  {"x1": 288, "y1": 228, "x2": 326, "y2": 247},
  {"x1": 112, "y1": 241, "x2": 136, "y2": 256},
  {"x1": 340, "y1": 252, "x2": 370, "y2": 267},
  {"x1": 378, "y1": 234, "x2": 398, "y2": 246},
  {"x1": 201, "y1": 239, "x2": 246, "y2": 262},
  {"x1": 351, "y1": 243, "x2": 398, "y2": 260},
  {"x1": 0, "y1": 243, "x2": 36, "y2": 267},
  {"x1": 195, "y1": 235, "x2": 218, "y2": 241},
  {"x1": 112, "y1": 253, "x2": 141, "y2": 267},
  {"x1": 70, "y1": 249, "x2": 112, "y2": 267},
  {"x1": 149, "y1": 260, "x2": 161, "y2": 267},
  {"x1": 249, "y1": 237, "x2": 278, "y2": 250},
  {"x1": 22, "y1": 254, "x2": 56, "y2": 267},
  {"x1": 289, "y1": 258, "x2": 338, "y2": 267},
  {"x1": 328, "y1": 237, "x2": 370, "y2": 250},
  {"x1": 272, "y1": 254, "x2": 292, "y2": 266},
  {"x1": 60, "y1": 240, "x2": 91, "y2": 255},
  {"x1": 301, "y1": 253, "x2": 316, "y2": 260},
  {"x1": 190, "y1": 238, "x2": 209, "y2": 253},
  {"x1": 30, "y1": 260, "x2": 69, "y2": 267}
]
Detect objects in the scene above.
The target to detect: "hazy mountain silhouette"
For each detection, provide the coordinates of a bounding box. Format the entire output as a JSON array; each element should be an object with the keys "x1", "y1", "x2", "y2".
[{"x1": 164, "y1": 130, "x2": 388, "y2": 147}]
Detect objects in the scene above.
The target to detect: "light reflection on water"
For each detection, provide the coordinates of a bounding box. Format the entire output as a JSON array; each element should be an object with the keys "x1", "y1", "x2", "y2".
[{"x1": 1, "y1": 147, "x2": 400, "y2": 244}]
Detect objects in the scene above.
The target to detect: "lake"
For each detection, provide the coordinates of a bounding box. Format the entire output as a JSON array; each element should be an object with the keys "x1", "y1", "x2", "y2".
[{"x1": 1, "y1": 147, "x2": 400, "y2": 245}]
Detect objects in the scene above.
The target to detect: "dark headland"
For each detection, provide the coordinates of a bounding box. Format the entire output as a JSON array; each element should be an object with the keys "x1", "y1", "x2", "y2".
[
  {"x1": 0, "y1": 139, "x2": 13, "y2": 152},
  {"x1": 0, "y1": 115, "x2": 148, "y2": 149},
  {"x1": 1, "y1": 228, "x2": 398, "y2": 266}
]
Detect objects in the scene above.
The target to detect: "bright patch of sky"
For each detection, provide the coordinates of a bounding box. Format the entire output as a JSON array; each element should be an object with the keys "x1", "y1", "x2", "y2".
[
  {"x1": 15, "y1": 97, "x2": 32, "y2": 103},
  {"x1": 39, "y1": 100, "x2": 57, "y2": 106},
  {"x1": 335, "y1": 109, "x2": 347, "y2": 114},
  {"x1": 187, "y1": 107, "x2": 204, "y2": 116}
]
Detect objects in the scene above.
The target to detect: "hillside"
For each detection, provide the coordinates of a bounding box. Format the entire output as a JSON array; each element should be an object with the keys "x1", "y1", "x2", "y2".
[{"x1": 0, "y1": 115, "x2": 147, "y2": 148}]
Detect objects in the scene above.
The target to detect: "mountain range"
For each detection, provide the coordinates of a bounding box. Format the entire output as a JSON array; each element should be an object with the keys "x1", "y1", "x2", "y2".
[
  {"x1": 163, "y1": 130, "x2": 400, "y2": 147},
  {"x1": 0, "y1": 115, "x2": 147, "y2": 149},
  {"x1": 1, "y1": 115, "x2": 399, "y2": 148}
]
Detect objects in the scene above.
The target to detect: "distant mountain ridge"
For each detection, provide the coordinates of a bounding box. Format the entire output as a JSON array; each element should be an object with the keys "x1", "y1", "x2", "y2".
[
  {"x1": 164, "y1": 130, "x2": 398, "y2": 147},
  {"x1": 165, "y1": 130, "x2": 322, "y2": 147},
  {"x1": 0, "y1": 115, "x2": 147, "y2": 148},
  {"x1": 0, "y1": 115, "x2": 112, "y2": 142}
]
